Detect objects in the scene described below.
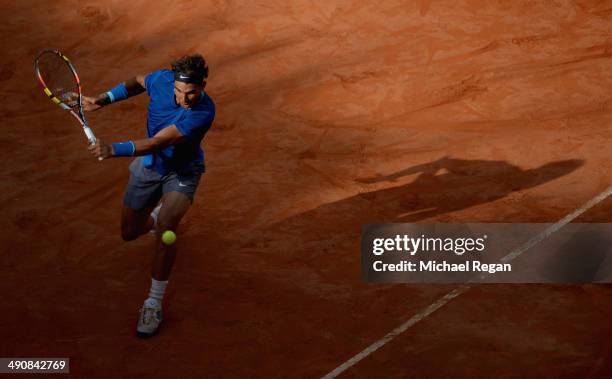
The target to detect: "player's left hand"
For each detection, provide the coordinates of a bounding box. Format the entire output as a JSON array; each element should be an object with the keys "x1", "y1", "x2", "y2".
[
  {"x1": 88, "y1": 139, "x2": 114, "y2": 159},
  {"x1": 82, "y1": 96, "x2": 103, "y2": 112}
]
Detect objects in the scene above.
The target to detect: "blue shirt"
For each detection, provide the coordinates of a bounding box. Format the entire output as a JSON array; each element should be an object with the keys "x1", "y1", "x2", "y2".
[{"x1": 142, "y1": 69, "x2": 215, "y2": 175}]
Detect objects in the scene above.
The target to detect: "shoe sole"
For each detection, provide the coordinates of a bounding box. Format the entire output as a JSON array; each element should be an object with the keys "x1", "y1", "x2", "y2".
[{"x1": 136, "y1": 328, "x2": 159, "y2": 339}]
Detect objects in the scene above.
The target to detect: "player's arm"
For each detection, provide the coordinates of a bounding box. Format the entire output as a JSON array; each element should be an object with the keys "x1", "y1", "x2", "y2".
[
  {"x1": 88, "y1": 126, "x2": 187, "y2": 159},
  {"x1": 82, "y1": 75, "x2": 147, "y2": 111},
  {"x1": 131, "y1": 125, "x2": 187, "y2": 155}
]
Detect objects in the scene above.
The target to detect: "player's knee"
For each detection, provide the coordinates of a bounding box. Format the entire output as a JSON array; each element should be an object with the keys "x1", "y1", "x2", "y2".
[
  {"x1": 156, "y1": 221, "x2": 178, "y2": 236},
  {"x1": 157, "y1": 212, "x2": 181, "y2": 231}
]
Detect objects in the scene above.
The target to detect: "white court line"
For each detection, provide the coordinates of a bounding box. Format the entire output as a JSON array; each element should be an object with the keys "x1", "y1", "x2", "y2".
[{"x1": 322, "y1": 186, "x2": 612, "y2": 379}]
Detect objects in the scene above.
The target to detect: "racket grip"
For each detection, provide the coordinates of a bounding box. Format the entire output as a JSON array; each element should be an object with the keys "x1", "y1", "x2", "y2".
[
  {"x1": 82, "y1": 126, "x2": 103, "y2": 161},
  {"x1": 90, "y1": 141, "x2": 103, "y2": 161},
  {"x1": 83, "y1": 126, "x2": 96, "y2": 144}
]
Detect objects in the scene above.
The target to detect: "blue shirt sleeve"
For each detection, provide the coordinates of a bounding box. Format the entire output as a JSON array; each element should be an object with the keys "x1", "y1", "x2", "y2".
[
  {"x1": 144, "y1": 70, "x2": 162, "y2": 93},
  {"x1": 175, "y1": 109, "x2": 214, "y2": 140}
]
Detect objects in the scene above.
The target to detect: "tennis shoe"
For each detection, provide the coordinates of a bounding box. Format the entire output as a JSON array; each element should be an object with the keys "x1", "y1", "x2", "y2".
[{"x1": 136, "y1": 299, "x2": 162, "y2": 338}]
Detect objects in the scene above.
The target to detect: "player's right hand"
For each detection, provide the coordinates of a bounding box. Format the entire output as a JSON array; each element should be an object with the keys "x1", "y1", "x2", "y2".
[
  {"x1": 88, "y1": 139, "x2": 113, "y2": 159},
  {"x1": 82, "y1": 96, "x2": 103, "y2": 112}
]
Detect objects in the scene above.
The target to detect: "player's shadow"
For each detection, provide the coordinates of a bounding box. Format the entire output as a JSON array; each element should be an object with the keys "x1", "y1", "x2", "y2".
[
  {"x1": 274, "y1": 157, "x2": 584, "y2": 235},
  {"x1": 348, "y1": 156, "x2": 584, "y2": 222},
  {"x1": 242, "y1": 156, "x2": 584, "y2": 257}
]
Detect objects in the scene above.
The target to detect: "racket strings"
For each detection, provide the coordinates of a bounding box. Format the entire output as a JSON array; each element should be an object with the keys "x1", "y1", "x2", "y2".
[{"x1": 36, "y1": 52, "x2": 80, "y2": 109}]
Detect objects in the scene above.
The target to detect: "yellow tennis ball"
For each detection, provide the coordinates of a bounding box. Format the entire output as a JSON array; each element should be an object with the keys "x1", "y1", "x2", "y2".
[{"x1": 161, "y1": 230, "x2": 177, "y2": 245}]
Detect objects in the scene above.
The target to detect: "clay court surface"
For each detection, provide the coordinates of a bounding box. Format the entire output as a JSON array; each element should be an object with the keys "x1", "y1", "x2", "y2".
[{"x1": 1, "y1": 1, "x2": 611, "y2": 377}]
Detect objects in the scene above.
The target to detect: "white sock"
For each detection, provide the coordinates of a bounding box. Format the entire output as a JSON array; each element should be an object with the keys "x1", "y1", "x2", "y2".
[
  {"x1": 149, "y1": 203, "x2": 162, "y2": 234},
  {"x1": 146, "y1": 278, "x2": 168, "y2": 307}
]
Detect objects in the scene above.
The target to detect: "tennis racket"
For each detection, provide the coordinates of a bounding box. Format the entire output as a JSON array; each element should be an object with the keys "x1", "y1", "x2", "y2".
[{"x1": 34, "y1": 49, "x2": 101, "y2": 160}]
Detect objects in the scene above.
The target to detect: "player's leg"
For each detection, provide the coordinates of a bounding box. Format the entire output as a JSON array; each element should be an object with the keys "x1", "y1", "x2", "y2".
[
  {"x1": 137, "y1": 167, "x2": 203, "y2": 338},
  {"x1": 151, "y1": 191, "x2": 192, "y2": 280},
  {"x1": 136, "y1": 192, "x2": 192, "y2": 339}
]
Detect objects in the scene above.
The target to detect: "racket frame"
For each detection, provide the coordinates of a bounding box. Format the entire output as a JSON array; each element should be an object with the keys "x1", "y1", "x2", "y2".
[{"x1": 34, "y1": 49, "x2": 98, "y2": 146}]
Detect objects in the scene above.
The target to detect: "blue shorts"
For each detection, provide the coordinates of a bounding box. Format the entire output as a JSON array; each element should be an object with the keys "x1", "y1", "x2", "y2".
[{"x1": 123, "y1": 157, "x2": 204, "y2": 211}]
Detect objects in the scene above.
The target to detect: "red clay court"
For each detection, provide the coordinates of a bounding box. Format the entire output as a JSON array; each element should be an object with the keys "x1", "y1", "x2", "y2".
[{"x1": 1, "y1": 1, "x2": 611, "y2": 378}]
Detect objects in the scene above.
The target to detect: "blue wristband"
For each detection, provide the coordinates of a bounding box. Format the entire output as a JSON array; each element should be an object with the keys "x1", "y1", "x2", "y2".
[
  {"x1": 106, "y1": 83, "x2": 129, "y2": 103},
  {"x1": 112, "y1": 141, "x2": 135, "y2": 156}
]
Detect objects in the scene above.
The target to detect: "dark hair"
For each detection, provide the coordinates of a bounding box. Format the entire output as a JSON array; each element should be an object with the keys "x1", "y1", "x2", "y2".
[{"x1": 171, "y1": 54, "x2": 209, "y2": 80}]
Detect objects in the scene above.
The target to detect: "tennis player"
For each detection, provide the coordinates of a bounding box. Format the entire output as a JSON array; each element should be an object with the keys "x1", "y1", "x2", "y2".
[{"x1": 83, "y1": 54, "x2": 215, "y2": 338}]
